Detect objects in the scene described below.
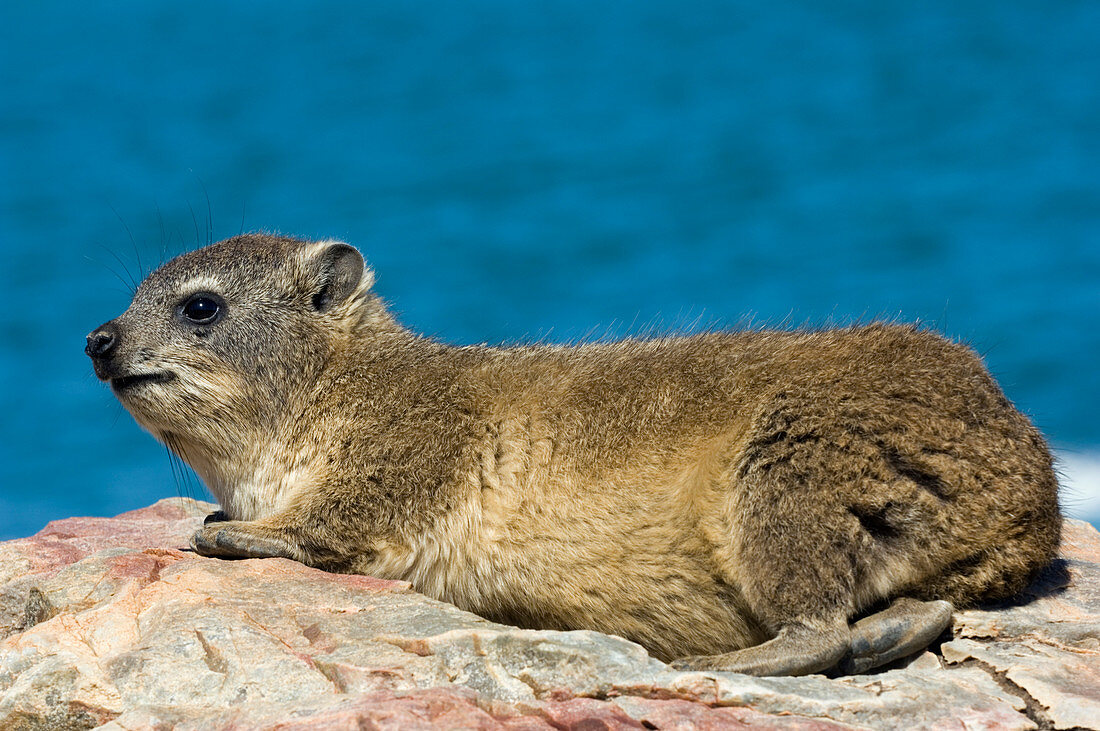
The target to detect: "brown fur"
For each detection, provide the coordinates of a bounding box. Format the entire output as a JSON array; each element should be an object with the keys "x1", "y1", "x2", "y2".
[{"x1": 88, "y1": 234, "x2": 1061, "y2": 664}]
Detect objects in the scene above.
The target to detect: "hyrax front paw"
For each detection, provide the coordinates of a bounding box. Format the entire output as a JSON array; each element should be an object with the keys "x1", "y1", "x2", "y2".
[{"x1": 190, "y1": 521, "x2": 301, "y2": 561}]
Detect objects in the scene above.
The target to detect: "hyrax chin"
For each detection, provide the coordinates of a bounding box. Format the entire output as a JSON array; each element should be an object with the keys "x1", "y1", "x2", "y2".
[{"x1": 87, "y1": 233, "x2": 1060, "y2": 676}]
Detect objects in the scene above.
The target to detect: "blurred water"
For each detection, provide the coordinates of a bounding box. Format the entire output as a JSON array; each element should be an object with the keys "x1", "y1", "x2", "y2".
[{"x1": 0, "y1": 1, "x2": 1097, "y2": 537}]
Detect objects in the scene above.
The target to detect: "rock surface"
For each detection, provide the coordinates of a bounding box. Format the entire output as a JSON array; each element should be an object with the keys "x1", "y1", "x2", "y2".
[{"x1": 0, "y1": 498, "x2": 1096, "y2": 730}]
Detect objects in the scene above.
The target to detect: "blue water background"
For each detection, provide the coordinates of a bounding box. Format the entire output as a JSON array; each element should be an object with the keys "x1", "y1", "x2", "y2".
[{"x1": 1, "y1": 1, "x2": 1098, "y2": 538}]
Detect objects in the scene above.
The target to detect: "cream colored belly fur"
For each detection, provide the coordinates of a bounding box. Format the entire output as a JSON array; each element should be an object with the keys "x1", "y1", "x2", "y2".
[{"x1": 349, "y1": 423, "x2": 770, "y2": 660}]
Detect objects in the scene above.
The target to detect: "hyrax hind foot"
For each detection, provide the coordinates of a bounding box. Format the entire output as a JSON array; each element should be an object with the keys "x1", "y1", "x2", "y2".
[
  {"x1": 672, "y1": 623, "x2": 850, "y2": 676},
  {"x1": 670, "y1": 599, "x2": 953, "y2": 677},
  {"x1": 838, "y1": 598, "x2": 953, "y2": 675}
]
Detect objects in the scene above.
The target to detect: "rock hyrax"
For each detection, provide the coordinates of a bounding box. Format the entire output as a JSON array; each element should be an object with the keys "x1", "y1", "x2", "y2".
[{"x1": 86, "y1": 234, "x2": 1061, "y2": 676}]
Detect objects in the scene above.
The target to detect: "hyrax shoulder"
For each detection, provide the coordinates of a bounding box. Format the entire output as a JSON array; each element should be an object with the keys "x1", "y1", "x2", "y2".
[{"x1": 87, "y1": 234, "x2": 1061, "y2": 676}]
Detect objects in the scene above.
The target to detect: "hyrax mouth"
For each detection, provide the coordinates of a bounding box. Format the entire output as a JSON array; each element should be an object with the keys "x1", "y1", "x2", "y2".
[{"x1": 110, "y1": 371, "x2": 176, "y2": 393}]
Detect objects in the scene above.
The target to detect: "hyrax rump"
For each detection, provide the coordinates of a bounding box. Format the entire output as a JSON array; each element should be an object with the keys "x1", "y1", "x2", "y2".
[{"x1": 86, "y1": 234, "x2": 1061, "y2": 676}]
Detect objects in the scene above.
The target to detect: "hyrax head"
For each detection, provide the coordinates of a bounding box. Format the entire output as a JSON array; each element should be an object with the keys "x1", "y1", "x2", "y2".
[{"x1": 86, "y1": 234, "x2": 373, "y2": 445}]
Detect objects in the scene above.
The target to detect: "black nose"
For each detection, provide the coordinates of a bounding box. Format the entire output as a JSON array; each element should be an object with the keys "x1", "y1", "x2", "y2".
[{"x1": 85, "y1": 324, "x2": 118, "y2": 359}]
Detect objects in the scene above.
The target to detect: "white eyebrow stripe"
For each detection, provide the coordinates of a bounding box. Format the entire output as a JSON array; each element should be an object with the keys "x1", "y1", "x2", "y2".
[{"x1": 176, "y1": 275, "x2": 223, "y2": 295}]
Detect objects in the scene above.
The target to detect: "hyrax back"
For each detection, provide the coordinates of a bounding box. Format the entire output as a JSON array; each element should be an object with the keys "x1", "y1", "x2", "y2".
[{"x1": 86, "y1": 234, "x2": 1061, "y2": 676}]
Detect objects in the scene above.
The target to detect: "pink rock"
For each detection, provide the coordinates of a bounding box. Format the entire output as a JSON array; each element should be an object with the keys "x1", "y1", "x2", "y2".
[{"x1": 1, "y1": 498, "x2": 1097, "y2": 730}]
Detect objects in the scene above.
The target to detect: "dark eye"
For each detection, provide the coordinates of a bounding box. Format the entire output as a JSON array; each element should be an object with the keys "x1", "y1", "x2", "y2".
[{"x1": 181, "y1": 295, "x2": 222, "y2": 324}]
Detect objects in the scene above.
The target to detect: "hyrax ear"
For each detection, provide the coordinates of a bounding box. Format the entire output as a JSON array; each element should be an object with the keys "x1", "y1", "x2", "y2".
[{"x1": 310, "y1": 242, "x2": 370, "y2": 312}]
